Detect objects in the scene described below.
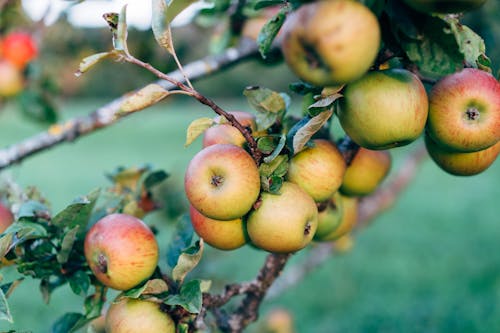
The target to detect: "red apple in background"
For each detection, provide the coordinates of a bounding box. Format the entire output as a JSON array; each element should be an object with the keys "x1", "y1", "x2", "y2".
[
  {"x1": 184, "y1": 144, "x2": 261, "y2": 221},
  {"x1": 203, "y1": 111, "x2": 256, "y2": 148},
  {"x1": 338, "y1": 69, "x2": 428, "y2": 150},
  {"x1": 0, "y1": 60, "x2": 23, "y2": 97},
  {"x1": 425, "y1": 134, "x2": 500, "y2": 176},
  {"x1": 340, "y1": 148, "x2": 391, "y2": 196},
  {"x1": 189, "y1": 206, "x2": 247, "y2": 250},
  {"x1": 247, "y1": 182, "x2": 318, "y2": 253},
  {"x1": 315, "y1": 194, "x2": 358, "y2": 242},
  {"x1": 2, "y1": 32, "x2": 38, "y2": 69},
  {"x1": 84, "y1": 213, "x2": 159, "y2": 290},
  {"x1": 105, "y1": 297, "x2": 175, "y2": 333},
  {"x1": 427, "y1": 68, "x2": 500, "y2": 153},
  {"x1": 287, "y1": 139, "x2": 346, "y2": 202},
  {"x1": 0, "y1": 202, "x2": 14, "y2": 233},
  {"x1": 402, "y1": 0, "x2": 487, "y2": 13}
]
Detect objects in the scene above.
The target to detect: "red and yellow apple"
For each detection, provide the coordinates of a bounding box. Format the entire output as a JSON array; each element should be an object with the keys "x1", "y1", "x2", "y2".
[
  {"x1": 287, "y1": 139, "x2": 346, "y2": 202},
  {"x1": 427, "y1": 68, "x2": 500, "y2": 153},
  {"x1": 338, "y1": 69, "x2": 428, "y2": 149},
  {"x1": 315, "y1": 195, "x2": 358, "y2": 242},
  {"x1": 2, "y1": 32, "x2": 38, "y2": 69},
  {"x1": 264, "y1": 308, "x2": 295, "y2": 333},
  {"x1": 247, "y1": 182, "x2": 318, "y2": 253},
  {"x1": 0, "y1": 202, "x2": 14, "y2": 233},
  {"x1": 403, "y1": 0, "x2": 487, "y2": 13},
  {"x1": 203, "y1": 111, "x2": 256, "y2": 148},
  {"x1": 0, "y1": 60, "x2": 23, "y2": 97},
  {"x1": 189, "y1": 205, "x2": 247, "y2": 250},
  {"x1": 84, "y1": 213, "x2": 159, "y2": 290},
  {"x1": 184, "y1": 144, "x2": 261, "y2": 221}
]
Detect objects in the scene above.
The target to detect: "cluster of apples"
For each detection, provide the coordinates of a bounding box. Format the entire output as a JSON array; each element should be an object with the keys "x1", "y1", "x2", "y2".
[
  {"x1": 280, "y1": 0, "x2": 499, "y2": 176},
  {"x1": 0, "y1": 31, "x2": 37, "y2": 98},
  {"x1": 185, "y1": 111, "x2": 392, "y2": 254}
]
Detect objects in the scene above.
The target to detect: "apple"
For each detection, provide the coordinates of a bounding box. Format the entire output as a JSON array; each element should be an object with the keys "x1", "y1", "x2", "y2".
[
  {"x1": 264, "y1": 308, "x2": 294, "y2": 333},
  {"x1": 0, "y1": 60, "x2": 23, "y2": 97},
  {"x1": 246, "y1": 182, "x2": 318, "y2": 253},
  {"x1": 427, "y1": 68, "x2": 500, "y2": 153},
  {"x1": 286, "y1": 139, "x2": 346, "y2": 202},
  {"x1": 2, "y1": 32, "x2": 38, "y2": 69},
  {"x1": 105, "y1": 297, "x2": 175, "y2": 333},
  {"x1": 84, "y1": 213, "x2": 159, "y2": 291},
  {"x1": 189, "y1": 205, "x2": 247, "y2": 250},
  {"x1": 281, "y1": 0, "x2": 380, "y2": 86},
  {"x1": 340, "y1": 148, "x2": 391, "y2": 196},
  {"x1": 402, "y1": 0, "x2": 487, "y2": 13},
  {"x1": 203, "y1": 111, "x2": 256, "y2": 148},
  {"x1": 425, "y1": 134, "x2": 500, "y2": 176},
  {"x1": 315, "y1": 194, "x2": 358, "y2": 242},
  {"x1": 88, "y1": 314, "x2": 106, "y2": 333},
  {"x1": 313, "y1": 192, "x2": 343, "y2": 240},
  {"x1": 184, "y1": 143, "x2": 261, "y2": 221},
  {"x1": 0, "y1": 202, "x2": 14, "y2": 233},
  {"x1": 338, "y1": 68, "x2": 428, "y2": 149}
]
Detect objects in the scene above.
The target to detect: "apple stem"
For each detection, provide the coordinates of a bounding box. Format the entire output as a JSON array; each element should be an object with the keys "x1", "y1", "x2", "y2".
[
  {"x1": 211, "y1": 175, "x2": 224, "y2": 187},
  {"x1": 465, "y1": 107, "x2": 480, "y2": 121}
]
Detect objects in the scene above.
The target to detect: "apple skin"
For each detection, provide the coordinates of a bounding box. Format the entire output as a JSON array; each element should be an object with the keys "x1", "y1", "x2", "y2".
[
  {"x1": 105, "y1": 297, "x2": 175, "y2": 333},
  {"x1": 0, "y1": 203, "x2": 14, "y2": 233},
  {"x1": 425, "y1": 134, "x2": 500, "y2": 176},
  {"x1": 203, "y1": 111, "x2": 256, "y2": 148},
  {"x1": 313, "y1": 192, "x2": 343, "y2": 240},
  {"x1": 338, "y1": 69, "x2": 428, "y2": 150},
  {"x1": 0, "y1": 60, "x2": 23, "y2": 97},
  {"x1": 84, "y1": 213, "x2": 159, "y2": 291},
  {"x1": 184, "y1": 143, "x2": 261, "y2": 221},
  {"x1": 281, "y1": 0, "x2": 380, "y2": 86},
  {"x1": 2, "y1": 32, "x2": 38, "y2": 69},
  {"x1": 315, "y1": 195, "x2": 358, "y2": 242},
  {"x1": 246, "y1": 182, "x2": 318, "y2": 253},
  {"x1": 340, "y1": 148, "x2": 391, "y2": 196},
  {"x1": 427, "y1": 68, "x2": 500, "y2": 153},
  {"x1": 264, "y1": 308, "x2": 294, "y2": 333},
  {"x1": 189, "y1": 206, "x2": 247, "y2": 250},
  {"x1": 287, "y1": 139, "x2": 346, "y2": 202},
  {"x1": 402, "y1": 0, "x2": 487, "y2": 13}
]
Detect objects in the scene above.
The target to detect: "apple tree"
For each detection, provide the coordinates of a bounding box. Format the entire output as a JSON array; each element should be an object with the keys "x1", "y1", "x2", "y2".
[{"x1": 0, "y1": 0, "x2": 499, "y2": 332}]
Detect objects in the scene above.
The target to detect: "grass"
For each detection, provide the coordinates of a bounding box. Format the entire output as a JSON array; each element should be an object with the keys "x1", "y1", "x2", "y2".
[{"x1": 0, "y1": 99, "x2": 499, "y2": 332}]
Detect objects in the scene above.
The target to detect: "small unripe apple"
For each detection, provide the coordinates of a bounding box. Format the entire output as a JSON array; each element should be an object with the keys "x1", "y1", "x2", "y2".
[
  {"x1": 425, "y1": 134, "x2": 500, "y2": 176},
  {"x1": 84, "y1": 213, "x2": 159, "y2": 290},
  {"x1": 338, "y1": 69, "x2": 428, "y2": 149},
  {"x1": 340, "y1": 148, "x2": 391, "y2": 196},
  {"x1": 0, "y1": 203, "x2": 14, "y2": 233},
  {"x1": 281, "y1": 0, "x2": 380, "y2": 86},
  {"x1": 0, "y1": 60, "x2": 23, "y2": 97},
  {"x1": 315, "y1": 194, "x2": 358, "y2": 242},
  {"x1": 247, "y1": 182, "x2": 318, "y2": 253},
  {"x1": 184, "y1": 144, "x2": 261, "y2": 221},
  {"x1": 2, "y1": 32, "x2": 38, "y2": 69},
  {"x1": 427, "y1": 68, "x2": 500, "y2": 153},
  {"x1": 203, "y1": 111, "x2": 256, "y2": 148},
  {"x1": 189, "y1": 206, "x2": 247, "y2": 250},
  {"x1": 313, "y1": 192, "x2": 343, "y2": 240},
  {"x1": 287, "y1": 139, "x2": 346, "y2": 202},
  {"x1": 105, "y1": 297, "x2": 175, "y2": 333},
  {"x1": 402, "y1": 0, "x2": 487, "y2": 13}
]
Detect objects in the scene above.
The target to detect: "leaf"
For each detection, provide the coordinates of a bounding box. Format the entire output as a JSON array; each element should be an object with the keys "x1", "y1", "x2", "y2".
[
  {"x1": 445, "y1": 18, "x2": 487, "y2": 68},
  {"x1": 185, "y1": 117, "x2": 214, "y2": 147},
  {"x1": 52, "y1": 189, "x2": 100, "y2": 232},
  {"x1": 52, "y1": 312, "x2": 84, "y2": 333},
  {"x1": 143, "y1": 170, "x2": 169, "y2": 190},
  {"x1": 178, "y1": 323, "x2": 189, "y2": 333},
  {"x1": 75, "y1": 52, "x2": 112, "y2": 77},
  {"x1": 263, "y1": 134, "x2": 287, "y2": 164},
  {"x1": 124, "y1": 279, "x2": 169, "y2": 299},
  {"x1": 259, "y1": 153, "x2": 289, "y2": 178},
  {"x1": 114, "y1": 5, "x2": 129, "y2": 53},
  {"x1": 293, "y1": 110, "x2": 333, "y2": 154},
  {"x1": 0, "y1": 288, "x2": 13, "y2": 323},
  {"x1": 68, "y1": 271, "x2": 90, "y2": 297},
  {"x1": 0, "y1": 278, "x2": 24, "y2": 298},
  {"x1": 257, "y1": 7, "x2": 287, "y2": 58},
  {"x1": 167, "y1": 214, "x2": 194, "y2": 268},
  {"x1": 120, "y1": 84, "x2": 170, "y2": 113},
  {"x1": 244, "y1": 87, "x2": 287, "y2": 131},
  {"x1": 152, "y1": 0, "x2": 175, "y2": 54},
  {"x1": 165, "y1": 0, "x2": 197, "y2": 25},
  {"x1": 172, "y1": 240, "x2": 204, "y2": 284},
  {"x1": 17, "y1": 200, "x2": 50, "y2": 220},
  {"x1": 254, "y1": 0, "x2": 284, "y2": 10},
  {"x1": 308, "y1": 93, "x2": 342, "y2": 109},
  {"x1": 0, "y1": 221, "x2": 48, "y2": 257},
  {"x1": 164, "y1": 279, "x2": 202, "y2": 314},
  {"x1": 56, "y1": 226, "x2": 80, "y2": 264}
]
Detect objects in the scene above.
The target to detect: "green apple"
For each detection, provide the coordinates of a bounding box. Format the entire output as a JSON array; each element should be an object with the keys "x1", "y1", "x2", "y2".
[
  {"x1": 0, "y1": 60, "x2": 23, "y2": 97},
  {"x1": 247, "y1": 182, "x2": 318, "y2": 253},
  {"x1": 105, "y1": 297, "x2": 175, "y2": 333},
  {"x1": 425, "y1": 134, "x2": 500, "y2": 176},
  {"x1": 313, "y1": 192, "x2": 343, "y2": 240},
  {"x1": 338, "y1": 69, "x2": 428, "y2": 149},
  {"x1": 0, "y1": 202, "x2": 14, "y2": 233},
  {"x1": 184, "y1": 143, "x2": 261, "y2": 221},
  {"x1": 281, "y1": 0, "x2": 380, "y2": 86},
  {"x1": 427, "y1": 68, "x2": 500, "y2": 152},
  {"x1": 203, "y1": 111, "x2": 257, "y2": 148},
  {"x1": 84, "y1": 213, "x2": 159, "y2": 290},
  {"x1": 402, "y1": 0, "x2": 487, "y2": 13},
  {"x1": 189, "y1": 205, "x2": 247, "y2": 250},
  {"x1": 340, "y1": 148, "x2": 391, "y2": 196},
  {"x1": 315, "y1": 195, "x2": 358, "y2": 242},
  {"x1": 287, "y1": 139, "x2": 346, "y2": 202}
]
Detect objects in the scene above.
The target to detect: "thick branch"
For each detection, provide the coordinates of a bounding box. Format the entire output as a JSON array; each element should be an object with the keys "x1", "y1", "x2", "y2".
[{"x1": 0, "y1": 40, "x2": 260, "y2": 170}]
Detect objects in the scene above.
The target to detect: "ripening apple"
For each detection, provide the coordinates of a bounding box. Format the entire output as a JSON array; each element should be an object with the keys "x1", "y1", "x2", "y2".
[
  {"x1": 0, "y1": 60, "x2": 23, "y2": 97},
  {"x1": 264, "y1": 308, "x2": 295, "y2": 333},
  {"x1": 338, "y1": 69, "x2": 428, "y2": 149},
  {"x1": 340, "y1": 148, "x2": 391, "y2": 196},
  {"x1": 281, "y1": 0, "x2": 380, "y2": 86},
  {"x1": 287, "y1": 139, "x2": 346, "y2": 202},
  {"x1": 0, "y1": 203, "x2": 14, "y2": 233},
  {"x1": 105, "y1": 297, "x2": 175, "y2": 333},
  {"x1": 313, "y1": 192, "x2": 343, "y2": 240},
  {"x1": 203, "y1": 111, "x2": 256, "y2": 148},
  {"x1": 402, "y1": 0, "x2": 487, "y2": 13},
  {"x1": 184, "y1": 144, "x2": 261, "y2": 221},
  {"x1": 425, "y1": 134, "x2": 500, "y2": 176},
  {"x1": 84, "y1": 213, "x2": 159, "y2": 291},
  {"x1": 189, "y1": 206, "x2": 247, "y2": 250},
  {"x1": 247, "y1": 182, "x2": 318, "y2": 253},
  {"x1": 427, "y1": 68, "x2": 500, "y2": 153},
  {"x1": 241, "y1": 6, "x2": 281, "y2": 41},
  {"x1": 315, "y1": 195, "x2": 358, "y2": 242},
  {"x1": 2, "y1": 32, "x2": 38, "y2": 69}
]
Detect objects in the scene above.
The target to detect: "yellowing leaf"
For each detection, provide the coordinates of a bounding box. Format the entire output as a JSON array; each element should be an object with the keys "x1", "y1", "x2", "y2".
[
  {"x1": 75, "y1": 52, "x2": 112, "y2": 77},
  {"x1": 120, "y1": 84, "x2": 170, "y2": 113},
  {"x1": 184, "y1": 117, "x2": 214, "y2": 147},
  {"x1": 293, "y1": 110, "x2": 333, "y2": 154}
]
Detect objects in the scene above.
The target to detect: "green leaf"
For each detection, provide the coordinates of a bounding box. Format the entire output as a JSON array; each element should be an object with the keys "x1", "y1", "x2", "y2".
[
  {"x1": 185, "y1": 117, "x2": 214, "y2": 147},
  {"x1": 257, "y1": 8, "x2": 288, "y2": 58},
  {"x1": 0, "y1": 221, "x2": 48, "y2": 257},
  {"x1": 123, "y1": 279, "x2": 169, "y2": 299},
  {"x1": 0, "y1": 278, "x2": 24, "y2": 298},
  {"x1": 114, "y1": 5, "x2": 129, "y2": 53},
  {"x1": 164, "y1": 279, "x2": 202, "y2": 313},
  {"x1": 52, "y1": 312, "x2": 84, "y2": 333},
  {"x1": 57, "y1": 226, "x2": 79, "y2": 264},
  {"x1": 244, "y1": 87, "x2": 287, "y2": 131},
  {"x1": 293, "y1": 110, "x2": 333, "y2": 154},
  {"x1": 167, "y1": 214, "x2": 194, "y2": 268},
  {"x1": 17, "y1": 89, "x2": 58, "y2": 124},
  {"x1": 52, "y1": 189, "x2": 100, "y2": 232},
  {"x1": 259, "y1": 154, "x2": 288, "y2": 194},
  {"x1": 17, "y1": 200, "x2": 50, "y2": 220},
  {"x1": 257, "y1": 136, "x2": 279, "y2": 154},
  {"x1": 0, "y1": 233, "x2": 14, "y2": 259},
  {"x1": 254, "y1": 0, "x2": 284, "y2": 10},
  {"x1": 120, "y1": 84, "x2": 170, "y2": 114},
  {"x1": 172, "y1": 240, "x2": 204, "y2": 284},
  {"x1": 268, "y1": 176, "x2": 283, "y2": 193},
  {"x1": 165, "y1": 0, "x2": 197, "y2": 25},
  {"x1": 178, "y1": 323, "x2": 189, "y2": 333},
  {"x1": 75, "y1": 52, "x2": 112, "y2": 77},
  {"x1": 68, "y1": 271, "x2": 90, "y2": 297},
  {"x1": 445, "y1": 18, "x2": 487, "y2": 68},
  {"x1": 263, "y1": 134, "x2": 287, "y2": 164},
  {"x1": 152, "y1": 0, "x2": 175, "y2": 54},
  {"x1": 0, "y1": 288, "x2": 13, "y2": 323},
  {"x1": 143, "y1": 170, "x2": 169, "y2": 190}
]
